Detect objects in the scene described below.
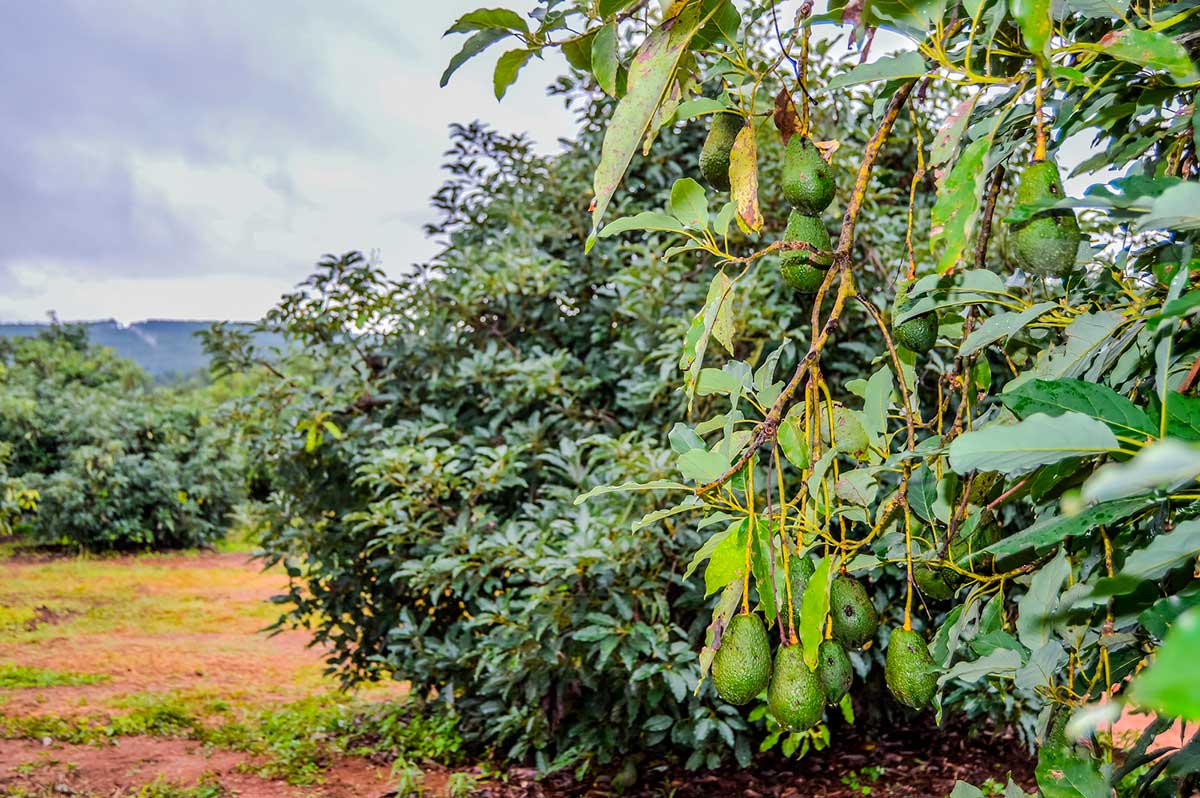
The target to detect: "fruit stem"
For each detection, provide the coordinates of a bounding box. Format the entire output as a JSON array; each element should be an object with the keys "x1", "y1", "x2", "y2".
[
  {"x1": 1034, "y1": 65, "x2": 1047, "y2": 161},
  {"x1": 902, "y1": 494, "x2": 915, "y2": 632},
  {"x1": 742, "y1": 460, "x2": 755, "y2": 616}
]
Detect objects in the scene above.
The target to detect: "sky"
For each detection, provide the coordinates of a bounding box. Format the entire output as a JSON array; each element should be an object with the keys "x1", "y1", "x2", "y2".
[{"x1": 0, "y1": 1, "x2": 580, "y2": 323}]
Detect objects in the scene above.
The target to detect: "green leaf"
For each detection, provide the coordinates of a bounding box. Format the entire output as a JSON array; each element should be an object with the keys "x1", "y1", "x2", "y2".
[
  {"x1": 1165, "y1": 393, "x2": 1200, "y2": 441},
  {"x1": 669, "y1": 178, "x2": 709, "y2": 230},
  {"x1": 680, "y1": 271, "x2": 736, "y2": 406},
  {"x1": 1099, "y1": 28, "x2": 1199, "y2": 84},
  {"x1": 493, "y1": 49, "x2": 534, "y2": 100},
  {"x1": 1000, "y1": 378, "x2": 1156, "y2": 438},
  {"x1": 930, "y1": 137, "x2": 991, "y2": 274},
  {"x1": 598, "y1": 211, "x2": 688, "y2": 239},
  {"x1": 444, "y1": 8, "x2": 529, "y2": 35},
  {"x1": 698, "y1": 580, "x2": 743, "y2": 685},
  {"x1": 1009, "y1": 0, "x2": 1051, "y2": 59},
  {"x1": 939, "y1": 648, "x2": 1021, "y2": 686},
  {"x1": 632, "y1": 495, "x2": 703, "y2": 532},
  {"x1": 1131, "y1": 607, "x2": 1200, "y2": 720},
  {"x1": 675, "y1": 97, "x2": 729, "y2": 121},
  {"x1": 1036, "y1": 738, "x2": 1110, "y2": 798},
  {"x1": 599, "y1": 0, "x2": 640, "y2": 16},
  {"x1": 591, "y1": 22, "x2": 619, "y2": 97},
  {"x1": 959, "y1": 302, "x2": 1057, "y2": 357},
  {"x1": 1016, "y1": 549, "x2": 1070, "y2": 650},
  {"x1": 749, "y1": 518, "x2": 778, "y2": 623},
  {"x1": 948, "y1": 412, "x2": 1120, "y2": 476},
  {"x1": 704, "y1": 521, "x2": 746, "y2": 596},
  {"x1": 684, "y1": 520, "x2": 738, "y2": 580},
  {"x1": 983, "y1": 495, "x2": 1158, "y2": 557},
  {"x1": 1111, "y1": 519, "x2": 1200, "y2": 584},
  {"x1": 799, "y1": 555, "x2": 833, "y2": 670},
  {"x1": 777, "y1": 405, "x2": 810, "y2": 471},
  {"x1": 1082, "y1": 440, "x2": 1200, "y2": 503},
  {"x1": 574, "y1": 479, "x2": 691, "y2": 505},
  {"x1": 588, "y1": 7, "x2": 703, "y2": 243},
  {"x1": 930, "y1": 94, "x2": 981, "y2": 170},
  {"x1": 440, "y1": 28, "x2": 510, "y2": 88},
  {"x1": 824, "y1": 51, "x2": 927, "y2": 91},
  {"x1": 1137, "y1": 182, "x2": 1200, "y2": 232},
  {"x1": 677, "y1": 448, "x2": 729, "y2": 483}
]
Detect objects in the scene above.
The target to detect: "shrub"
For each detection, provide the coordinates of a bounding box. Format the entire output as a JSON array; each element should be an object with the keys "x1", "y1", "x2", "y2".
[{"x1": 0, "y1": 324, "x2": 243, "y2": 550}]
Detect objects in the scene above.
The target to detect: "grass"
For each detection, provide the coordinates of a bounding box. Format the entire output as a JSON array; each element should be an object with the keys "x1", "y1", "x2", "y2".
[
  {"x1": 0, "y1": 663, "x2": 108, "y2": 689},
  {"x1": 0, "y1": 689, "x2": 464, "y2": 786}
]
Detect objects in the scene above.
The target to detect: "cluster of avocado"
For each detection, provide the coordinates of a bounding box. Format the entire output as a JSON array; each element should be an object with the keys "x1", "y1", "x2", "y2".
[
  {"x1": 711, "y1": 565, "x2": 938, "y2": 728},
  {"x1": 698, "y1": 116, "x2": 836, "y2": 294},
  {"x1": 779, "y1": 137, "x2": 836, "y2": 293},
  {"x1": 888, "y1": 158, "x2": 1081, "y2": 357}
]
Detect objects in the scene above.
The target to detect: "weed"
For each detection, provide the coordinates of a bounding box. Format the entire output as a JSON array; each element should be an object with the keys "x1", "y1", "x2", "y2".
[
  {"x1": 445, "y1": 771, "x2": 479, "y2": 798},
  {"x1": 136, "y1": 772, "x2": 226, "y2": 798},
  {"x1": 840, "y1": 766, "x2": 884, "y2": 796},
  {"x1": 0, "y1": 662, "x2": 108, "y2": 689},
  {"x1": 391, "y1": 758, "x2": 425, "y2": 797}
]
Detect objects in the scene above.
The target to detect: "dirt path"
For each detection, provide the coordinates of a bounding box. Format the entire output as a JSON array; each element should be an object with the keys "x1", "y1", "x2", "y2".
[{"x1": 0, "y1": 551, "x2": 410, "y2": 797}]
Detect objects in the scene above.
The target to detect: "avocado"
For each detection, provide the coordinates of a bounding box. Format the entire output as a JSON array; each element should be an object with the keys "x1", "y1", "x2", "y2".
[
  {"x1": 1011, "y1": 160, "x2": 1082, "y2": 276},
  {"x1": 816, "y1": 639, "x2": 853, "y2": 705},
  {"x1": 885, "y1": 628, "x2": 938, "y2": 710},
  {"x1": 699, "y1": 112, "x2": 743, "y2": 192},
  {"x1": 913, "y1": 563, "x2": 956, "y2": 601},
  {"x1": 767, "y1": 644, "x2": 825, "y2": 731},
  {"x1": 712, "y1": 613, "x2": 771, "y2": 705},
  {"x1": 830, "y1": 575, "x2": 878, "y2": 648},
  {"x1": 788, "y1": 553, "x2": 816, "y2": 631},
  {"x1": 782, "y1": 137, "x2": 835, "y2": 215},
  {"x1": 779, "y1": 210, "x2": 832, "y2": 293},
  {"x1": 893, "y1": 311, "x2": 938, "y2": 354},
  {"x1": 818, "y1": 406, "x2": 870, "y2": 461}
]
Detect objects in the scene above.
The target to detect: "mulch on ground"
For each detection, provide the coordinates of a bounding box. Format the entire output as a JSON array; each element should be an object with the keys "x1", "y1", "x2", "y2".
[{"x1": 476, "y1": 717, "x2": 1034, "y2": 798}]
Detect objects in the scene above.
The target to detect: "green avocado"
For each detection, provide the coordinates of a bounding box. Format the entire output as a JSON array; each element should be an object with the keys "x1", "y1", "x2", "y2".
[
  {"x1": 699, "y1": 113, "x2": 743, "y2": 192},
  {"x1": 816, "y1": 639, "x2": 853, "y2": 705},
  {"x1": 779, "y1": 210, "x2": 832, "y2": 293},
  {"x1": 818, "y1": 406, "x2": 870, "y2": 461},
  {"x1": 782, "y1": 137, "x2": 835, "y2": 215},
  {"x1": 885, "y1": 628, "x2": 938, "y2": 710},
  {"x1": 712, "y1": 613, "x2": 771, "y2": 705},
  {"x1": 893, "y1": 311, "x2": 938, "y2": 354},
  {"x1": 1011, "y1": 160, "x2": 1082, "y2": 276},
  {"x1": 913, "y1": 563, "x2": 956, "y2": 601},
  {"x1": 787, "y1": 553, "x2": 816, "y2": 631},
  {"x1": 830, "y1": 575, "x2": 878, "y2": 648},
  {"x1": 767, "y1": 644, "x2": 825, "y2": 731}
]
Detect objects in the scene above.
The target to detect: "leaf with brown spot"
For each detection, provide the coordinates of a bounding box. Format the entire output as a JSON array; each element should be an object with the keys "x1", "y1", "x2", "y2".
[
  {"x1": 774, "y1": 87, "x2": 802, "y2": 145},
  {"x1": 729, "y1": 122, "x2": 763, "y2": 233}
]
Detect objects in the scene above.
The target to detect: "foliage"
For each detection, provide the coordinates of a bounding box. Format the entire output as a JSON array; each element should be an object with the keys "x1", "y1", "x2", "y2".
[
  {"x1": 206, "y1": 39, "x2": 938, "y2": 772},
  {"x1": 444, "y1": 0, "x2": 1200, "y2": 793},
  {"x1": 0, "y1": 324, "x2": 243, "y2": 550}
]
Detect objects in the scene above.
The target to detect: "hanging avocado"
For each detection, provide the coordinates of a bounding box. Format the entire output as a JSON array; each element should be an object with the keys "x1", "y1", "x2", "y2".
[
  {"x1": 816, "y1": 639, "x2": 853, "y2": 705},
  {"x1": 712, "y1": 613, "x2": 771, "y2": 705},
  {"x1": 780, "y1": 210, "x2": 832, "y2": 293},
  {"x1": 767, "y1": 644, "x2": 825, "y2": 731},
  {"x1": 893, "y1": 311, "x2": 938, "y2": 354},
  {"x1": 830, "y1": 575, "x2": 879, "y2": 648},
  {"x1": 885, "y1": 628, "x2": 938, "y2": 710},
  {"x1": 782, "y1": 137, "x2": 835, "y2": 215},
  {"x1": 1010, "y1": 160, "x2": 1082, "y2": 276},
  {"x1": 699, "y1": 112, "x2": 743, "y2": 192}
]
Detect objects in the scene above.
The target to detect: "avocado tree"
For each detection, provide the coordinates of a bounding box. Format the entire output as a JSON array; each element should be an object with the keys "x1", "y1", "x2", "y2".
[{"x1": 446, "y1": 0, "x2": 1200, "y2": 794}]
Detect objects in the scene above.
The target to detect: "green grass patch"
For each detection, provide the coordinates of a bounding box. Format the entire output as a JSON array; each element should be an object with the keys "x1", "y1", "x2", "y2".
[{"x1": 0, "y1": 663, "x2": 108, "y2": 689}]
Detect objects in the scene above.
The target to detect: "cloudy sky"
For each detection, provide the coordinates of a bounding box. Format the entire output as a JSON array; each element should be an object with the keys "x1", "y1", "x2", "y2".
[{"x1": 1, "y1": 2, "x2": 580, "y2": 323}]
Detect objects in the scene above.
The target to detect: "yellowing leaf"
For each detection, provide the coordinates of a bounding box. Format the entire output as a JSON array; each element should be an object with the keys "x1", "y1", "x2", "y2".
[{"x1": 729, "y1": 123, "x2": 763, "y2": 233}]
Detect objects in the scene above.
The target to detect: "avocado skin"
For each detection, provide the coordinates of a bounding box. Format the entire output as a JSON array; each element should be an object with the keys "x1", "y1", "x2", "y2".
[
  {"x1": 699, "y1": 113, "x2": 743, "y2": 192},
  {"x1": 1011, "y1": 160, "x2": 1081, "y2": 276},
  {"x1": 780, "y1": 210, "x2": 831, "y2": 293},
  {"x1": 782, "y1": 137, "x2": 835, "y2": 215},
  {"x1": 913, "y1": 563, "x2": 956, "y2": 601},
  {"x1": 788, "y1": 554, "x2": 816, "y2": 631},
  {"x1": 712, "y1": 613, "x2": 771, "y2": 705},
  {"x1": 830, "y1": 575, "x2": 879, "y2": 648},
  {"x1": 767, "y1": 644, "x2": 825, "y2": 731},
  {"x1": 885, "y1": 628, "x2": 938, "y2": 710},
  {"x1": 816, "y1": 639, "x2": 853, "y2": 705},
  {"x1": 894, "y1": 311, "x2": 938, "y2": 354}
]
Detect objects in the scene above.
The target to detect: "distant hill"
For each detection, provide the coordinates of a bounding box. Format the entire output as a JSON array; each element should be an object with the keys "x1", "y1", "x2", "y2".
[{"x1": 0, "y1": 319, "x2": 282, "y2": 380}]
